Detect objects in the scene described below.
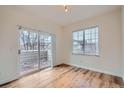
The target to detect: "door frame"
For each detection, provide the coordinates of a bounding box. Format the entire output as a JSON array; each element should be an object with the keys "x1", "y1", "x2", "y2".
[{"x1": 17, "y1": 26, "x2": 56, "y2": 77}]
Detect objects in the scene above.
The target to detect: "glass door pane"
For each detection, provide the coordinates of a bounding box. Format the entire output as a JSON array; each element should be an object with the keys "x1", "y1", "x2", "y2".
[
  {"x1": 39, "y1": 33, "x2": 52, "y2": 69},
  {"x1": 20, "y1": 30, "x2": 39, "y2": 75}
]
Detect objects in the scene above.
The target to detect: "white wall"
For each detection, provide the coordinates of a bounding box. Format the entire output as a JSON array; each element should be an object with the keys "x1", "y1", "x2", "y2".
[
  {"x1": 63, "y1": 8, "x2": 122, "y2": 77},
  {"x1": 0, "y1": 6, "x2": 64, "y2": 85}
]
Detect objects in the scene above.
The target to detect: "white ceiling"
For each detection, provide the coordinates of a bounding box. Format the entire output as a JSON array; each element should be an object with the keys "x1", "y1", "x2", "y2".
[{"x1": 16, "y1": 5, "x2": 120, "y2": 26}]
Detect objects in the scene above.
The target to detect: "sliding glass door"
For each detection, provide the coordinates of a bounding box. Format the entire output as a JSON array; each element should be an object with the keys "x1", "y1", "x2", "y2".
[
  {"x1": 39, "y1": 34, "x2": 52, "y2": 69},
  {"x1": 19, "y1": 27, "x2": 54, "y2": 76}
]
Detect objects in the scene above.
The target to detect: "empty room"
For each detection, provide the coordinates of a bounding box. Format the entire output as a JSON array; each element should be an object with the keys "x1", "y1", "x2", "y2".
[{"x1": 0, "y1": 5, "x2": 124, "y2": 88}]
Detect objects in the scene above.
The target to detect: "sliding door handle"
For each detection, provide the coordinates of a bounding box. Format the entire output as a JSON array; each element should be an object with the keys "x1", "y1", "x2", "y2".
[{"x1": 18, "y1": 50, "x2": 21, "y2": 54}]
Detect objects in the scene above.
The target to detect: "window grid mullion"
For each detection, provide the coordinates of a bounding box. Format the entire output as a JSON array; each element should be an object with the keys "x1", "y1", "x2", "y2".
[{"x1": 83, "y1": 30, "x2": 85, "y2": 54}]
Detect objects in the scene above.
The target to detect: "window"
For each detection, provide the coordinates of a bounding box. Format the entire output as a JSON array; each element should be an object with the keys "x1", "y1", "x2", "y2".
[{"x1": 72, "y1": 26, "x2": 99, "y2": 56}]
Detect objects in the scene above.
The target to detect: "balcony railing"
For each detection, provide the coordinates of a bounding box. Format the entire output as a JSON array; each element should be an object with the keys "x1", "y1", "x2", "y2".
[{"x1": 20, "y1": 50, "x2": 52, "y2": 73}]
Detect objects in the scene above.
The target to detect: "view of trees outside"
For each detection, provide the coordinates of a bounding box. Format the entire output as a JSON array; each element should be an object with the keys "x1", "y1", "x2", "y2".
[
  {"x1": 19, "y1": 30, "x2": 52, "y2": 74},
  {"x1": 20, "y1": 31, "x2": 38, "y2": 51},
  {"x1": 20, "y1": 31, "x2": 52, "y2": 51},
  {"x1": 73, "y1": 26, "x2": 99, "y2": 55}
]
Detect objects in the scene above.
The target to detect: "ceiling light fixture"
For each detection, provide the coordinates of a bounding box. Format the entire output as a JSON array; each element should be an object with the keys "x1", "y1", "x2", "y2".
[{"x1": 64, "y1": 5, "x2": 68, "y2": 12}]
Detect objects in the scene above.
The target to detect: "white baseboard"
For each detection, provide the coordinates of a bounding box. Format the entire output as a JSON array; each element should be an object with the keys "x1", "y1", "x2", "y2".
[
  {"x1": 65, "y1": 63, "x2": 121, "y2": 78},
  {"x1": 53, "y1": 63, "x2": 64, "y2": 67},
  {"x1": 0, "y1": 76, "x2": 19, "y2": 85}
]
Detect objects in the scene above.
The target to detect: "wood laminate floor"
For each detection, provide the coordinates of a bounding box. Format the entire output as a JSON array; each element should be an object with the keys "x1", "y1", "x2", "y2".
[{"x1": 0, "y1": 64, "x2": 124, "y2": 88}]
